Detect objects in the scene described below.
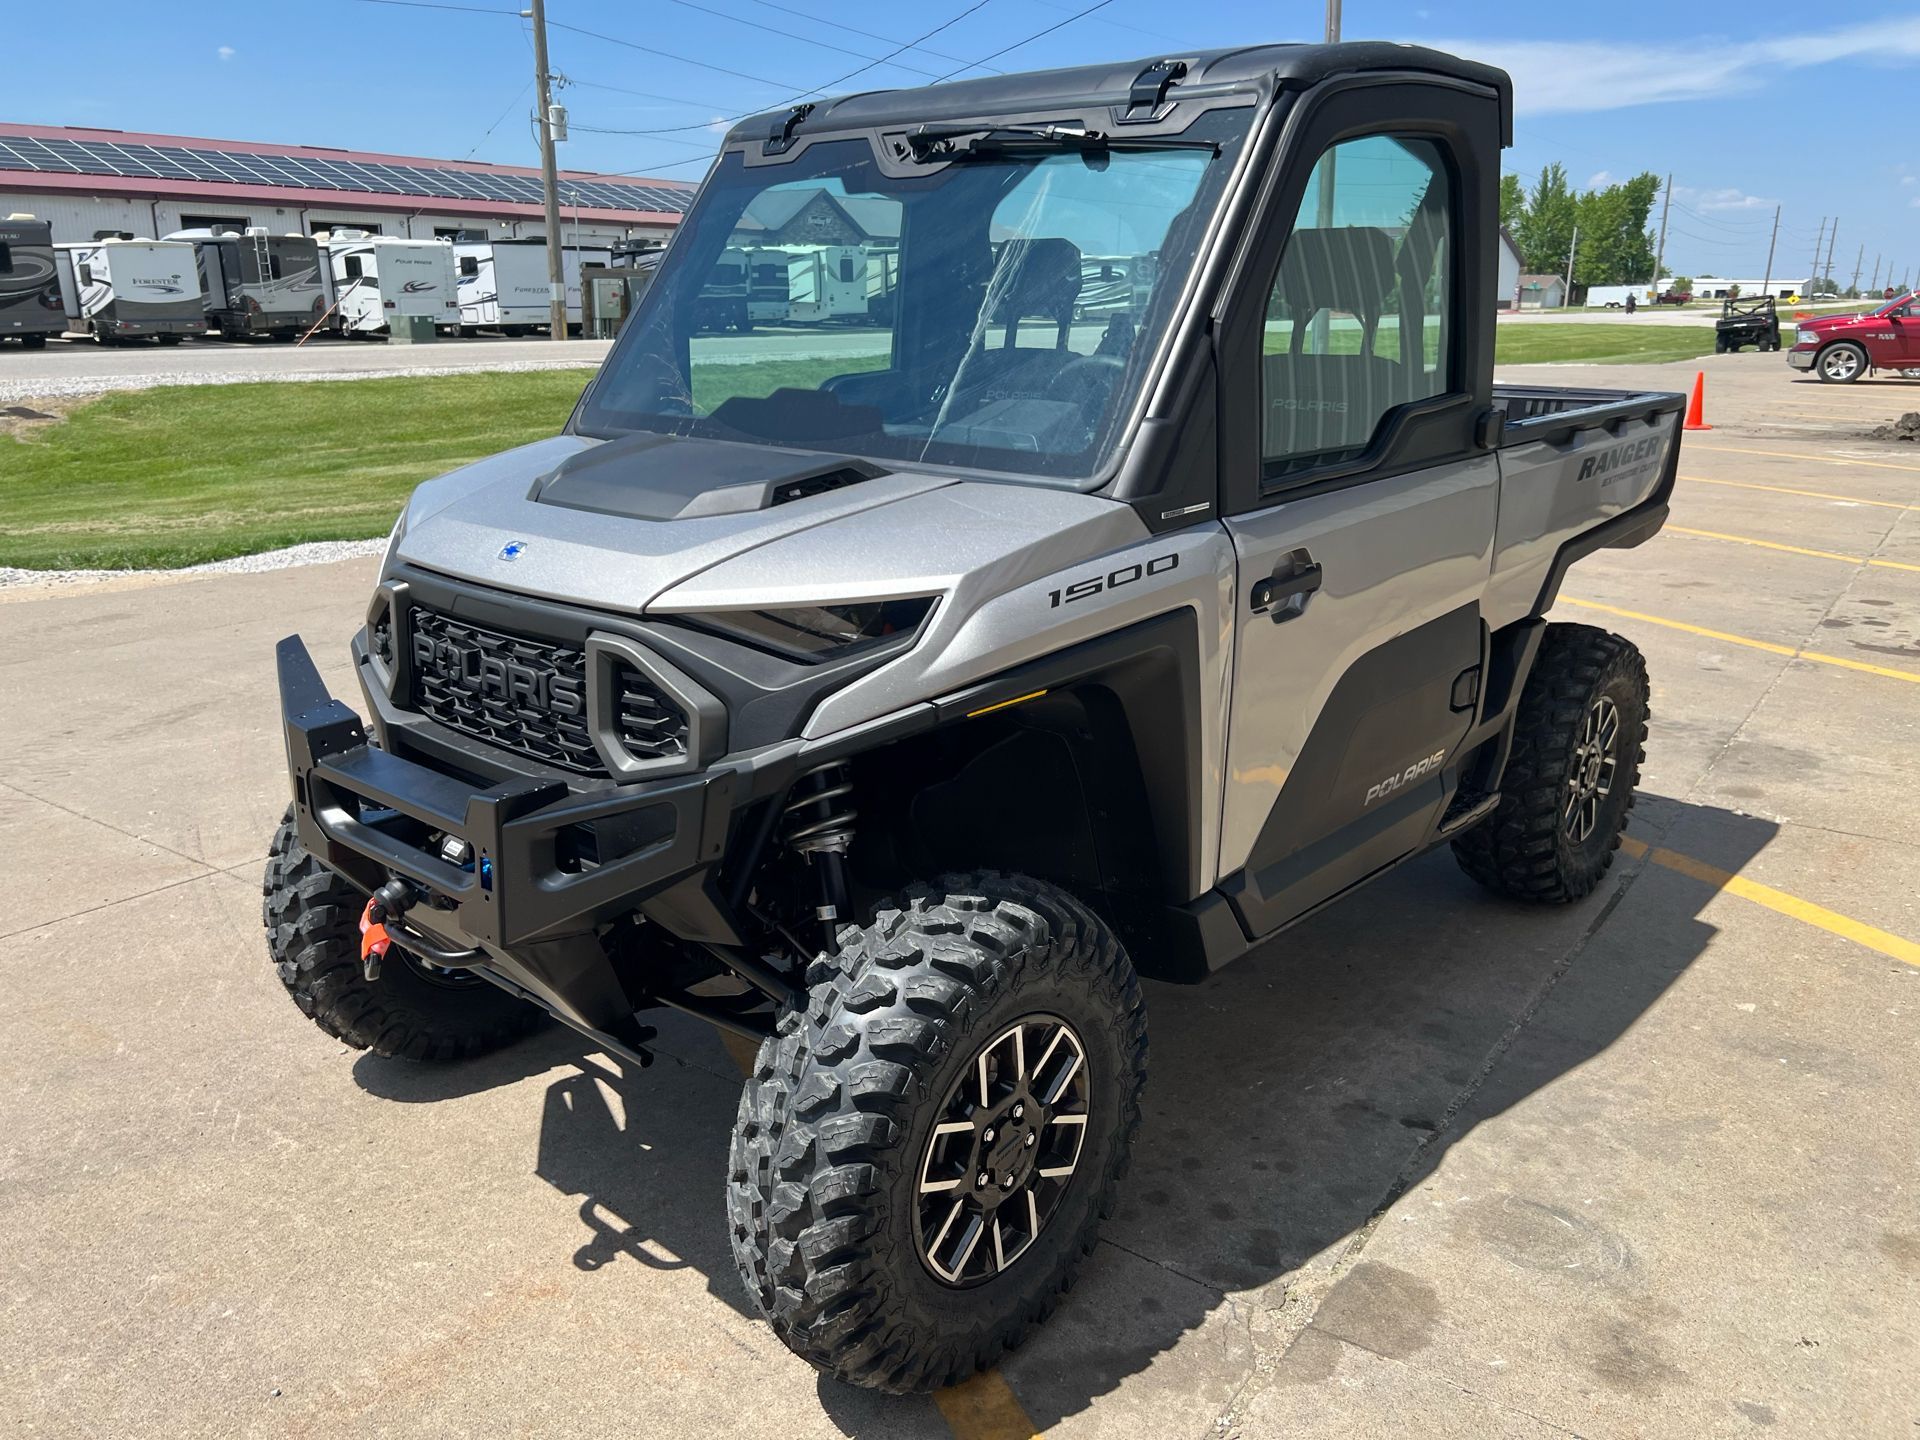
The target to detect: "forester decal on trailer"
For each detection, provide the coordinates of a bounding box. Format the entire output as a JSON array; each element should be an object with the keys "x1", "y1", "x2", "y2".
[
  {"x1": 53, "y1": 239, "x2": 207, "y2": 341},
  {"x1": 257, "y1": 40, "x2": 1686, "y2": 1394}
]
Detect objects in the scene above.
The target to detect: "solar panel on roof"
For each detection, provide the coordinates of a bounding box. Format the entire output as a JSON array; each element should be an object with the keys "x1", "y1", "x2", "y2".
[{"x1": 0, "y1": 132, "x2": 692, "y2": 213}]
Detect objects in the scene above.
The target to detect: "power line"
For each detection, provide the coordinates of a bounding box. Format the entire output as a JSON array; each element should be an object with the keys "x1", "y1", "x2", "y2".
[
  {"x1": 646, "y1": 0, "x2": 948, "y2": 79},
  {"x1": 934, "y1": 0, "x2": 1113, "y2": 80},
  {"x1": 734, "y1": 0, "x2": 1003, "y2": 72},
  {"x1": 546, "y1": 17, "x2": 811, "y2": 88},
  {"x1": 347, "y1": 0, "x2": 517, "y2": 13}
]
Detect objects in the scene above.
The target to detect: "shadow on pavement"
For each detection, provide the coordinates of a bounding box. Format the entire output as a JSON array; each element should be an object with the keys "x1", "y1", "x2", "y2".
[{"x1": 354, "y1": 795, "x2": 1778, "y2": 1433}]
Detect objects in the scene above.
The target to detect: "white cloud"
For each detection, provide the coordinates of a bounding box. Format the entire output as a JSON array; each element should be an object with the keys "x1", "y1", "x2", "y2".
[
  {"x1": 1586, "y1": 169, "x2": 1616, "y2": 188},
  {"x1": 1431, "y1": 17, "x2": 1920, "y2": 114},
  {"x1": 1675, "y1": 184, "x2": 1776, "y2": 211},
  {"x1": 217, "y1": 45, "x2": 235, "y2": 61}
]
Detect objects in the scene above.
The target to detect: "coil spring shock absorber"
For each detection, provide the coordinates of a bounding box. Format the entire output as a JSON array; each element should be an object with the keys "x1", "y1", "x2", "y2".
[{"x1": 783, "y1": 763, "x2": 856, "y2": 950}]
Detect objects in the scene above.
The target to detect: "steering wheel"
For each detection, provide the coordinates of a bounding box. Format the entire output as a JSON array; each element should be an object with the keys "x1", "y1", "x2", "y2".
[{"x1": 1044, "y1": 353, "x2": 1127, "y2": 408}]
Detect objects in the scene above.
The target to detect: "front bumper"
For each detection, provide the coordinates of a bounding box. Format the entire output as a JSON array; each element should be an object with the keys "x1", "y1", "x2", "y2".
[
  {"x1": 277, "y1": 635, "x2": 735, "y2": 953},
  {"x1": 1787, "y1": 348, "x2": 1817, "y2": 371}
]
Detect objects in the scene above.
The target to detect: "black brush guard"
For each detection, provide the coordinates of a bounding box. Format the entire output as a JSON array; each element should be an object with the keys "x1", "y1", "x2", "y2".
[{"x1": 277, "y1": 635, "x2": 743, "y2": 1044}]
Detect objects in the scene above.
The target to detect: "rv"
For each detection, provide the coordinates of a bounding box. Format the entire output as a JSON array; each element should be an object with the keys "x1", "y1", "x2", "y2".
[
  {"x1": 323, "y1": 232, "x2": 459, "y2": 338},
  {"x1": 0, "y1": 214, "x2": 63, "y2": 348},
  {"x1": 168, "y1": 228, "x2": 329, "y2": 339},
  {"x1": 453, "y1": 239, "x2": 609, "y2": 334},
  {"x1": 54, "y1": 238, "x2": 208, "y2": 343},
  {"x1": 453, "y1": 239, "x2": 552, "y2": 333}
]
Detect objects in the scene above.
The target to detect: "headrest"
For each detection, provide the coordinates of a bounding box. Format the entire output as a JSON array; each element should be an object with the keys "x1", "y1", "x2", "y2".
[
  {"x1": 1276, "y1": 226, "x2": 1398, "y2": 322},
  {"x1": 990, "y1": 236, "x2": 1083, "y2": 324}
]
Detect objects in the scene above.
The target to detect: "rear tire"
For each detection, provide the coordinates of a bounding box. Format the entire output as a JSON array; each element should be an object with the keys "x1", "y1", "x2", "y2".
[
  {"x1": 1452, "y1": 623, "x2": 1648, "y2": 904},
  {"x1": 21, "y1": 333, "x2": 47, "y2": 349},
  {"x1": 261, "y1": 807, "x2": 542, "y2": 1061},
  {"x1": 727, "y1": 874, "x2": 1146, "y2": 1392}
]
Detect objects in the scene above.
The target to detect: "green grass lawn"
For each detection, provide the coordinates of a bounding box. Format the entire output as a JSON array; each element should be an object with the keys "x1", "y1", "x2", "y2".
[
  {"x1": 1, "y1": 371, "x2": 593, "y2": 570},
  {"x1": 0, "y1": 326, "x2": 1752, "y2": 572},
  {"x1": 1493, "y1": 324, "x2": 1729, "y2": 365}
]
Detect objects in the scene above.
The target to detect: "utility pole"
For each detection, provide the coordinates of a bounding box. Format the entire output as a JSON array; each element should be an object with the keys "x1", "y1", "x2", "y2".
[
  {"x1": 1563, "y1": 224, "x2": 1578, "y2": 303},
  {"x1": 1649, "y1": 174, "x2": 1672, "y2": 299},
  {"x1": 1822, "y1": 218, "x2": 1839, "y2": 295},
  {"x1": 1869, "y1": 255, "x2": 1881, "y2": 294},
  {"x1": 1760, "y1": 204, "x2": 1780, "y2": 295},
  {"x1": 525, "y1": 0, "x2": 568, "y2": 342},
  {"x1": 1325, "y1": 0, "x2": 1340, "y2": 42},
  {"x1": 1808, "y1": 217, "x2": 1826, "y2": 292},
  {"x1": 1850, "y1": 243, "x2": 1864, "y2": 297}
]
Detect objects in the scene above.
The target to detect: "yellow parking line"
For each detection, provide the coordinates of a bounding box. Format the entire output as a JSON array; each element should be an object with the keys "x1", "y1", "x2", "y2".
[
  {"x1": 935, "y1": 1370, "x2": 1042, "y2": 1440},
  {"x1": 1561, "y1": 598, "x2": 1920, "y2": 685},
  {"x1": 1621, "y1": 836, "x2": 1920, "y2": 968},
  {"x1": 1665, "y1": 525, "x2": 1920, "y2": 573},
  {"x1": 1681, "y1": 475, "x2": 1917, "y2": 511},
  {"x1": 1686, "y1": 443, "x2": 1920, "y2": 474}
]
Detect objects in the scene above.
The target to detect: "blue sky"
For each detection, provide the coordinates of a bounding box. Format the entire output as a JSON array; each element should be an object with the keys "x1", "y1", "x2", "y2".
[{"x1": 12, "y1": 1, "x2": 1919, "y2": 288}]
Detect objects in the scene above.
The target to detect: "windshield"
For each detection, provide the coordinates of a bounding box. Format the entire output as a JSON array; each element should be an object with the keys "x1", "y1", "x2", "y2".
[{"x1": 576, "y1": 112, "x2": 1246, "y2": 484}]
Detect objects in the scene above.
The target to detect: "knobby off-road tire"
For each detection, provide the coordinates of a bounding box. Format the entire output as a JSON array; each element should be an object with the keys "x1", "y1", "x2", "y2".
[
  {"x1": 1452, "y1": 623, "x2": 1649, "y2": 904},
  {"x1": 727, "y1": 874, "x2": 1147, "y2": 1392},
  {"x1": 262, "y1": 808, "x2": 541, "y2": 1061}
]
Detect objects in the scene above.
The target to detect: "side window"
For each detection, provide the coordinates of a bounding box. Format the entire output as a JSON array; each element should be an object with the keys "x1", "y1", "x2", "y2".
[
  {"x1": 79, "y1": 262, "x2": 94, "y2": 287},
  {"x1": 459, "y1": 256, "x2": 480, "y2": 277},
  {"x1": 0, "y1": 242, "x2": 12, "y2": 274},
  {"x1": 1261, "y1": 134, "x2": 1455, "y2": 479},
  {"x1": 343, "y1": 256, "x2": 364, "y2": 281}
]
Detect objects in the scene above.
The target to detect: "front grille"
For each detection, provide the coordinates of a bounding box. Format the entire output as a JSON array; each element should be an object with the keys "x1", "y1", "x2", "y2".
[{"x1": 406, "y1": 607, "x2": 690, "y2": 776}]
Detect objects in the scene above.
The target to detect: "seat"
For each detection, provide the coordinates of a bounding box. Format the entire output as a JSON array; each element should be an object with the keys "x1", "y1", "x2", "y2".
[{"x1": 1261, "y1": 226, "x2": 1409, "y2": 462}]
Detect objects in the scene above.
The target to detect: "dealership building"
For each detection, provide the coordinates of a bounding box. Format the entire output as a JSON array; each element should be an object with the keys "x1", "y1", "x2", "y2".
[{"x1": 0, "y1": 122, "x2": 693, "y2": 247}]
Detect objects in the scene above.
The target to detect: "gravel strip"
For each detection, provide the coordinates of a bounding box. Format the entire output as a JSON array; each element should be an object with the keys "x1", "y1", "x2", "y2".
[
  {"x1": 0, "y1": 357, "x2": 601, "y2": 405},
  {"x1": 0, "y1": 537, "x2": 387, "y2": 592}
]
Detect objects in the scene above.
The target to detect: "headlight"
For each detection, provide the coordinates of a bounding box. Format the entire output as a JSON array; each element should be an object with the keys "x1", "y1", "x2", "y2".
[
  {"x1": 381, "y1": 508, "x2": 407, "y2": 571},
  {"x1": 687, "y1": 596, "x2": 937, "y2": 662}
]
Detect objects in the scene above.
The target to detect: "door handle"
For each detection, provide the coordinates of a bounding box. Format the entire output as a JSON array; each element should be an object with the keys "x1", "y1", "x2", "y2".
[{"x1": 1249, "y1": 549, "x2": 1322, "y2": 622}]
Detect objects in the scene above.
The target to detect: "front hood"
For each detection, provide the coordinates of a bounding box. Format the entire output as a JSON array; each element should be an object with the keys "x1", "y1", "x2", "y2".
[{"x1": 393, "y1": 434, "x2": 960, "y2": 613}]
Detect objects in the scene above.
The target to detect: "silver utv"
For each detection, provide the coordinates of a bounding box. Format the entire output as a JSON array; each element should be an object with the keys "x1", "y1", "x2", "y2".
[{"x1": 265, "y1": 41, "x2": 1682, "y2": 1391}]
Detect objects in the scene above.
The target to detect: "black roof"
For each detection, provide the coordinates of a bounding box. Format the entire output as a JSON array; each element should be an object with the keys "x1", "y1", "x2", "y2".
[{"x1": 727, "y1": 42, "x2": 1512, "y2": 148}]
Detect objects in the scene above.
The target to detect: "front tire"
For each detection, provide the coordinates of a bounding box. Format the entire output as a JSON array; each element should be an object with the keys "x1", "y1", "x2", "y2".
[
  {"x1": 1818, "y1": 342, "x2": 1867, "y2": 383},
  {"x1": 1452, "y1": 624, "x2": 1648, "y2": 904},
  {"x1": 261, "y1": 808, "x2": 542, "y2": 1061},
  {"x1": 727, "y1": 874, "x2": 1146, "y2": 1392}
]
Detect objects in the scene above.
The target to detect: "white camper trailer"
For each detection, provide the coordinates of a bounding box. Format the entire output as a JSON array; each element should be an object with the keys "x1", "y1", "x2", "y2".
[
  {"x1": 168, "y1": 228, "x2": 329, "y2": 339},
  {"x1": 53, "y1": 238, "x2": 208, "y2": 343},
  {"x1": 323, "y1": 232, "x2": 458, "y2": 337},
  {"x1": 454, "y1": 240, "x2": 553, "y2": 333},
  {"x1": 452, "y1": 240, "x2": 611, "y2": 333}
]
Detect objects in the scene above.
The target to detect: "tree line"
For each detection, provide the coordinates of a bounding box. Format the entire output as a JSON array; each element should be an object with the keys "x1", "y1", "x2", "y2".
[{"x1": 1499, "y1": 164, "x2": 1660, "y2": 288}]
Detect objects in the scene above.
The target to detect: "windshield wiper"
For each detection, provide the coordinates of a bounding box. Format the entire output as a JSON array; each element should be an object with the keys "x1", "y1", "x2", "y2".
[{"x1": 903, "y1": 123, "x2": 1218, "y2": 163}]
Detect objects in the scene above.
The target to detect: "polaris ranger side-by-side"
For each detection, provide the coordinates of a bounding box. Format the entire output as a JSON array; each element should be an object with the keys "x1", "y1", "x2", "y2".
[{"x1": 265, "y1": 42, "x2": 1683, "y2": 1392}]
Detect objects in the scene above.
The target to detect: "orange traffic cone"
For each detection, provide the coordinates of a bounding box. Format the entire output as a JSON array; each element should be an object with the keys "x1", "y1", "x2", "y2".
[{"x1": 1683, "y1": 370, "x2": 1712, "y2": 431}]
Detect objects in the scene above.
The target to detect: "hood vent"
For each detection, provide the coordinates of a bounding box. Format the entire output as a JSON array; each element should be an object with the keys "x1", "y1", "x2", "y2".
[{"x1": 531, "y1": 431, "x2": 889, "y2": 521}]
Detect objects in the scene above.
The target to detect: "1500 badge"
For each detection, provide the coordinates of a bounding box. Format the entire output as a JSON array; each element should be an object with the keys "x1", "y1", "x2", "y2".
[{"x1": 1048, "y1": 552, "x2": 1179, "y2": 607}]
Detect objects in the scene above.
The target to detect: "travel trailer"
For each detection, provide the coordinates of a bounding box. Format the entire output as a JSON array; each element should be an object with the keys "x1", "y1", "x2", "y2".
[
  {"x1": 0, "y1": 214, "x2": 63, "y2": 348},
  {"x1": 323, "y1": 232, "x2": 458, "y2": 338},
  {"x1": 53, "y1": 238, "x2": 208, "y2": 343},
  {"x1": 453, "y1": 239, "x2": 554, "y2": 333},
  {"x1": 168, "y1": 228, "x2": 329, "y2": 339},
  {"x1": 452, "y1": 240, "x2": 612, "y2": 333}
]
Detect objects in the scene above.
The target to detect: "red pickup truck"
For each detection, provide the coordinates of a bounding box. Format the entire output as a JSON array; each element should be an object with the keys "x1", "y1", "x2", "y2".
[{"x1": 1788, "y1": 291, "x2": 1920, "y2": 382}]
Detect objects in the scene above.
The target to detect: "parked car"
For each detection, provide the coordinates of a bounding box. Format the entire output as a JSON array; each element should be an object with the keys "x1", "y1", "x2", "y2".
[
  {"x1": 1788, "y1": 290, "x2": 1920, "y2": 382},
  {"x1": 1655, "y1": 288, "x2": 1692, "y2": 305}
]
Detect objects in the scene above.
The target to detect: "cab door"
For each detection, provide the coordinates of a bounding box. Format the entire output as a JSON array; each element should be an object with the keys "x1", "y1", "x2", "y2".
[{"x1": 1213, "y1": 78, "x2": 1506, "y2": 940}]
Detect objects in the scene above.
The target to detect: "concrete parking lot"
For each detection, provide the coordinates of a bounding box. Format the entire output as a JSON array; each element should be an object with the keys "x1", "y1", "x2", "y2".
[{"x1": 2, "y1": 353, "x2": 1917, "y2": 1437}]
